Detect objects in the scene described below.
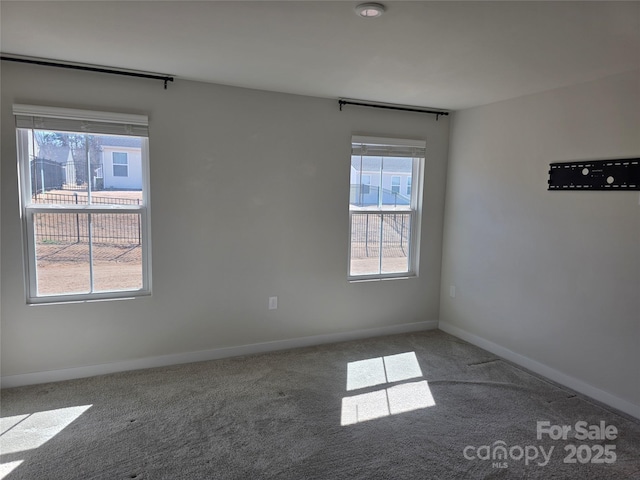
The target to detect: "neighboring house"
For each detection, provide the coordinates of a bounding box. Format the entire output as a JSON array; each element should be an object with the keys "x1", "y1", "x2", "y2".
[
  {"x1": 350, "y1": 156, "x2": 412, "y2": 207},
  {"x1": 31, "y1": 133, "x2": 143, "y2": 191},
  {"x1": 99, "y1": 136, "x2": 143, "y2": 190}
]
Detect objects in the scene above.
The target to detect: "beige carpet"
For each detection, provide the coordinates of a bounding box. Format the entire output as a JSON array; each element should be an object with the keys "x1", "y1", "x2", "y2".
[{"x1": 1, "y1": 330, "x2": 639, "y2": 479}]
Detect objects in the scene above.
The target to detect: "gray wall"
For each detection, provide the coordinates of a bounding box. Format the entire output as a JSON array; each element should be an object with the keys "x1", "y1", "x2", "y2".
[
  {"x1": 1, "y1": 62, "x2": 449, "y2": 377},
  {"x1": 440, "y1": 71, "x2": 640, "y2": 407}
]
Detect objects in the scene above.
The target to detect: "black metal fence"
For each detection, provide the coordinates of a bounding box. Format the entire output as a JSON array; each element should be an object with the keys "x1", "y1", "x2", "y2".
[
  {"x1": 32, "y1": 192, "x2": 141, "y2": 206},
  {"x1": 35, "y1": 213, "x2": 141, "y2": 245},
  {"x1": 33, "y1": 193, "x2": 142, "y2": 246},
  {"x1": 30, "y1": 159, "x2": 65, "y2": 193},
  {"x1": 350, "y1": 211, "x2": 411, "y2": 258}
]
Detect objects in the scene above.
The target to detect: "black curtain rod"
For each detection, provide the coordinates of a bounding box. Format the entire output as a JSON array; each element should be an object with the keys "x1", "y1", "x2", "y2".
[
  {"x1": 339, "y1": 99, "x2": 448, "y2": 119},
  {"x1": 1, "y1": 55, "x2": 174, "y2": 89}
]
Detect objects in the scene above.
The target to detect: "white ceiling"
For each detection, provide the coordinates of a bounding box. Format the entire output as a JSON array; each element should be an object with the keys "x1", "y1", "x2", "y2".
[{"x1": 1, "y1": 1, "x2": 639, "y2": 110}]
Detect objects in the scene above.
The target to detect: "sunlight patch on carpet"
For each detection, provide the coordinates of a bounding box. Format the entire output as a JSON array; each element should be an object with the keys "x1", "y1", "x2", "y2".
[
  {"x1": 0, "y1": 461, "x2": 23, "y2": 479},
  {"x1": 0, "y1": 405, "x2": 92, "y2": 479},
  {"x1": 342, "y1": 352, "x2": 435, "y2": 425},
  {"x1": 346, "y1": 352, "x2": 423, "y2": 391},
  {"x1": 341, "y1": 380, "x2": 435, "y2": 425}
]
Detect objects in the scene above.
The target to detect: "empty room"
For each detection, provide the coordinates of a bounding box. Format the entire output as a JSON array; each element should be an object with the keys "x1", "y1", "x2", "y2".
[{"x1": 1, "y1": 1, "x2": 638, "y2": 479}]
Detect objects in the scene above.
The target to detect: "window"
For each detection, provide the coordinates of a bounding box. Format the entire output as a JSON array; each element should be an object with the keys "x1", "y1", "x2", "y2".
[
  {"x1": 112, "y1": 152, "x2": 128, "y2": 177},
  {"x1": 349, "y1": 136, "x2": 425, "y2": 279},
  {"x1": 14, "y1": 104, "x2": 151, "y2": 303},
  {"x1": 361, "y1": 174, "x2": 371, "y2": 195},
  {"x1": 391, "y1": 176, "x2": 401, "y2": 194}
]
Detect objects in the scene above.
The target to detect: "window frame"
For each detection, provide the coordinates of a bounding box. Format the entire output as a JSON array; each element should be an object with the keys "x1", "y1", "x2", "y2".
[
  {"x1": 14, "y1": 105, "x2": 152, "y2": 304},
  {"x1": 348, "y1": 136, "x2": 425, "y2": 282}
]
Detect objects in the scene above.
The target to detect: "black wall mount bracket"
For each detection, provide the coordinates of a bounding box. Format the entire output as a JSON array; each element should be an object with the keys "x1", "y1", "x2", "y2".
[{"x1": 548, "y1": 159, "x2": 639, "y2": 191}]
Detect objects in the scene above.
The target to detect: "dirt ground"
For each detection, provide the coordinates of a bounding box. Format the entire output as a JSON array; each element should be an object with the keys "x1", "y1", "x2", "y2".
[
  {"x1": 37, "y1": 261, "x2": 142, "y2": 295},
  {"x1": 35, "y1": 244, "x2": 406, "y2": 293},
  {"x1": 37, "y1": 254, "x2": 407, "y2": 294},
  {"x1": 350, "y1": 256, "x2": 409, "y2": 276},
  {"x1": 35, "y1": 243, "x2": 142, "y2": 295}
]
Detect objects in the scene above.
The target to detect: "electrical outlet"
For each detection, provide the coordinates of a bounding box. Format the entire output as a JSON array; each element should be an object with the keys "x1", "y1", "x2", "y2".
[
  {"x1": 268, "y1": 296, "x2": 278, "y2": 310},
  {"x1": 449, "y1": 286, "x2": 456, "y2": 298}
]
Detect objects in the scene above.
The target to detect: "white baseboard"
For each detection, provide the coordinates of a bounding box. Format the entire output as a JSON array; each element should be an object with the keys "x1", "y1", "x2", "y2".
[
  {"x1": 438, "y1": 321, "x2": 640, "y2": 420},
  {"x1": 1, "y1": 320, "x2": 438, "y2": 388}
]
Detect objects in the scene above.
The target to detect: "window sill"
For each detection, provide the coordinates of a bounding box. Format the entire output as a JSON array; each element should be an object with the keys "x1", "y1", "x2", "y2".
[
  {"x1": 27, "y1": 290, "x2": 151, "y2": 306},
  {"x1": 348, "y1": 274, "x2": 417, "y2": 283}
]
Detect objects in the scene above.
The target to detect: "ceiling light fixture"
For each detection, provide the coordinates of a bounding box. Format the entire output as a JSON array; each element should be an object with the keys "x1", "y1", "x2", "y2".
[{"x1": 355, "y1": 3, "x2": 386, "y2": 18}]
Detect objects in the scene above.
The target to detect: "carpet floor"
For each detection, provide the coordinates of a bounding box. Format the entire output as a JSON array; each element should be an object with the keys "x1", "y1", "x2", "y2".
[{"x1": 1, "y1": 330, "x2": 639, "y2": 479}]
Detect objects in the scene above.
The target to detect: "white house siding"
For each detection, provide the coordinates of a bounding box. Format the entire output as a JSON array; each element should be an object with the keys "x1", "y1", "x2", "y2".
[{"x1": 101, "y1": 146, "x2": 142, "y2": 190}]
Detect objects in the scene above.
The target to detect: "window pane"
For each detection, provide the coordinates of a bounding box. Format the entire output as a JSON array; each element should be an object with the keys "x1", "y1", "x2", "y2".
[
  {"x1": 350, "y1": 212, "x2": 381, "y2": 276},
  {"x1": 92, "y1": 213, "x2": 142, "y2": 292},
  {"x1": 112, "y1": 152, "x2": 128, "y2": 164},
  {"x1": 361, "y1": 175, "x2": 371, "y2": 195},
  {"x1": 382, "y1": 158, "x2": 412, "y2": 207},
  {"x1": 29, "y1": 130, "x2": 89, "y2": 200},
  {"x1": 113, "y1": 165, "x2": 128, "y2": 177},
  {"x1": 350, "y1": 157, "x2": 381, "y2": 208},
  {"x1": 34, "y1": 213, "x2": 90, "y2": 296},
  {"x1": 27, "y1": 130, "x2": 142, "y2": 205},
  {"x1": 391, "y1": 176, "x2": 400, "y2": 194},
  {"x1": 33, "y1": 213, "x2": 143, "y2": 295},
  {"x1": 381, "y1": 213, "x2": 411, "y2": 274}
]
